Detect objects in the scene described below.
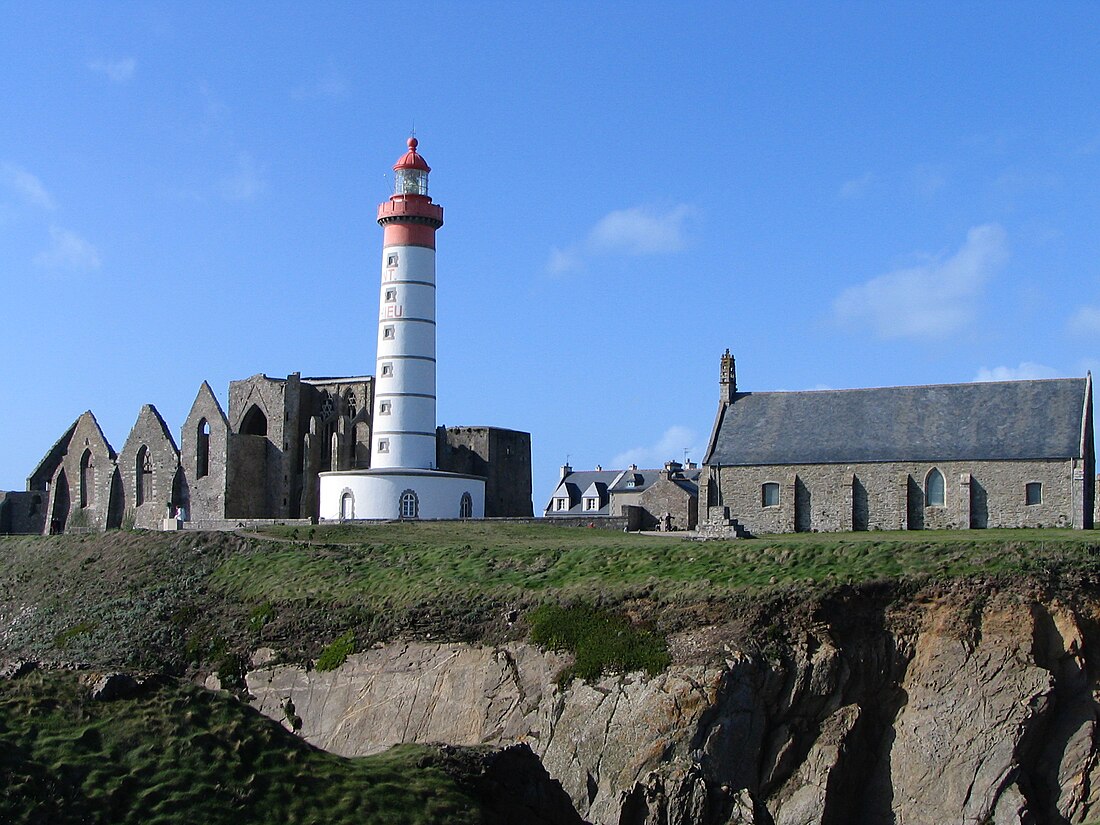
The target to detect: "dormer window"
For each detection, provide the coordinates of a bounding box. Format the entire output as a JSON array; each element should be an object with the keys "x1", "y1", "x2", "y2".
[
  {"x1": 584, "y1": 497, "x2": 599, "y2": 511},
  {"x1": 554, "y1": 498, "x2": 567, "y2": 511}
]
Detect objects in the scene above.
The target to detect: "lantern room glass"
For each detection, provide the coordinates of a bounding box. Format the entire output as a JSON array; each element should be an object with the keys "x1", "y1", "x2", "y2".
[{"x1": 395, "y1": 168, "x2": 428, "y2": 196}]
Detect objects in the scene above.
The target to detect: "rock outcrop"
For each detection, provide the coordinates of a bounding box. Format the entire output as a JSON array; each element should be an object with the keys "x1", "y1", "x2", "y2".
[{"x1": 246, "y1": 590, "x2": 1100, "y2": 824}]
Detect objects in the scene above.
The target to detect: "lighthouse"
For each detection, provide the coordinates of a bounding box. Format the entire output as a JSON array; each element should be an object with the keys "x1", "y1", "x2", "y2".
[
  {"x1": 318, "y1": 138, "x2": 486, "y2": 520},
  {"x1": 373, "y1": 137, "x2": 442, "y2": 471}
]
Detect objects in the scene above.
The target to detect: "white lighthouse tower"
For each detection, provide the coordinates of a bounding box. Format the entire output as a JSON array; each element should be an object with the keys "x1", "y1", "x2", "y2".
[{"x1": 318, "y1": 138, "x2": 485, "y2": 520}]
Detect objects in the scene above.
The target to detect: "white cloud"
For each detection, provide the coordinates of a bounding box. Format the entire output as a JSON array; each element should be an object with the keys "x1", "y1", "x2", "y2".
[
  {"x1": 838, "y1": 172, "x2": 873, "y2": 199},
  {"x1": 611, "y1": 425, "x2": 699, "y2": 470},
  {"x1": 1068, "y1": 306, "x2": 1100, "y2": 337},
  {"x1": 34, "y1": 226, "x2": 101, "y2": 271},
  {"x1": 546, "y1": 204, "x2": 694, "y2": 274},
  {"x1": 88, "y1": 57, "x2": 136, "y2": 83},
  {"x1": 974, "y1": 362, "x2": 1060, "y2": 382},
  {"x1": 832, "y1": 223, "x2": 1009, "y2": 340},
  {"x1": 291, "y1": 63, "x2": 348, "y2": 100},
  {"x1": 588, "y1": 205, "x2": 693, "y2": 255},
  {"x1": 218, "y1": 152, "x2": 265, "y2": 201},
  {"x1": 1, "y1": 163, "x2": 56, "y2": 209}
]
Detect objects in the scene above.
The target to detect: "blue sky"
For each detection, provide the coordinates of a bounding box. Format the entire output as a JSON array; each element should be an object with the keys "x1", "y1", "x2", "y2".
[{"x1": 2, "y1": 3, "x2": 1099, "y2": 507}]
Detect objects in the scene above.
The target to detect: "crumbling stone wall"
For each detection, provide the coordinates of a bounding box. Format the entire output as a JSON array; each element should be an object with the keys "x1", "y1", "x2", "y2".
[
  {"x1": 437, "y1": 426, "x2": 533, "y2": 517},
  {"x1": 703, "y1": 458, "x2": 1085, "y2": 534},
  {"x1": 117, "y1": 405, "x2": 181, "y2": 530},
  {"x1": 0, "y1": 491, "x2": 46, "y2": 534},
  {"x1": 180, "y1": 381, "x2": 229, "y2": 522},
  {"x1": 43, "y1": 411, "x2": 116, "y2": 534}
]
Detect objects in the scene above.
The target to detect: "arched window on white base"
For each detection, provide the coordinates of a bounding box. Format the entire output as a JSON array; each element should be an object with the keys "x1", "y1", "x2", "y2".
[
  {"x1": 340, "y1": 490, "x2": 354, "y2": 520},
  {"x1": 460, "y1": 492, "x2": 473, "y2": 519},
  {"x1": 400, "y1": 489, "x2": 419, "y2": 520}
]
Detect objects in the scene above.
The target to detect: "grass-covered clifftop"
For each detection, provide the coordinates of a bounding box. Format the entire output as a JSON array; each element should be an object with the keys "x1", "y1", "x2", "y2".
[{"x1": 3, "y1": 522, "x2": 1100, "y2": 673}]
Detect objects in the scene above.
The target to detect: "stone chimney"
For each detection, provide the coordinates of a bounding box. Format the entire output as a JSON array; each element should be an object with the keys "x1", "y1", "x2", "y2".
[
  {"x1": 560, "y1": 463, "x2": 572, "y2": 480},
  {"x1": 720, "y1": 349, "x2": 736, "y2": 404}
]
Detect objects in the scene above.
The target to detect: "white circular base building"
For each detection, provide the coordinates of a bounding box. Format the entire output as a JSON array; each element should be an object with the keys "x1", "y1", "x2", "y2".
[{"x1": 320, "y1": 468, "x2": 485, "y2": 521}]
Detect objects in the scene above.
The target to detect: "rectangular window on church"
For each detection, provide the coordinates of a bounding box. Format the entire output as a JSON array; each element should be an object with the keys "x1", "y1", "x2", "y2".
[
  {"x1": 1026, "y1": 482, "x2": 1042, "y2": 505},
  {"x1": 762, "y1": 482, "x2": 780, "y2": 507}
]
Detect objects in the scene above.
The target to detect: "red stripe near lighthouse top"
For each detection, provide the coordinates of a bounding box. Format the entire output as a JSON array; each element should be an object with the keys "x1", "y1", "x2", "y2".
[{"x1": 382, "y1": 222, "x2": 438, "y2": 249}]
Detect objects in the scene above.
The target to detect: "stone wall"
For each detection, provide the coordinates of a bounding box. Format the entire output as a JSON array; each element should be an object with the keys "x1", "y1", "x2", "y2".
[
  {"x1": 0, "y1": 491, "x2": 46, "y2": 534},
  {"x1": 116, "y1": 405, "x2": 181, "y2": 530},
  {"x1": 703, "y1": 458, "x2": 1086, "y2": 533},
  {"x1": 437, "y1": 426, "x2": 534, "y2": 517},
  {"x1": 180, "y1": 382, "x2": 229, "y2": 522},
  {"x1": 636, "y1": 477, "x2": 698, "y2": 531}
]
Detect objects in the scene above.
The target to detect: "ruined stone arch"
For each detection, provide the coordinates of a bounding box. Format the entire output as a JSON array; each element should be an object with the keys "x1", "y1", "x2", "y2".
[
  {"x1": 240, "y1": 405, "x2": 268, "y2": 437},
  {"x1": 135, "y1": 445, "x2": 152, "y2": 507},
  {"x1": 196, "y1": 418, "x2": 210, "y2": 479},
  {"x1": 79, "y1": 449, "x2": 94, "y2": 508},
  {"x1": 51, "y1": 469, "x2": 70, "y2": 534}
]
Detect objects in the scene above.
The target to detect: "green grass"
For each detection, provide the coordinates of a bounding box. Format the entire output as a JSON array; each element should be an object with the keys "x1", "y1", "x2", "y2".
[
  {"x1": 0, "y1": 670, "x2": 486, "y2": 825},
  {"x1": 222, "y1": 522, "x2": 1100, "y2": 608},
  {"x1": 528, "y1": 603, "x2": 670, "y2": 682},
  {"x1": 316, "y1": 630, "x2": 355, "y2": 671}
]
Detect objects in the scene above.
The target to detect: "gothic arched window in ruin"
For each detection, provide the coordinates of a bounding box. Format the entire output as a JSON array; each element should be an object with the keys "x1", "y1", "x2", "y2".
[
  {"x1": 240, "y1": 405, "x2": 268, "y2": 437},
  {"x1": 136, "y1": 445, "x2": 152, "y2": 507},
  {"x1": 925, "y1": 468, "x2": 945, "y2": 508},
  {"x1": 345, "y1": 390, "x2": 357, "y2": 419},
  {"x1": 320, "y1": 391, "x2": 335, "y2": 420},
  {"x1": 79, "y1": 450, "x2": 94, "y2": 509},
  {"x1": 399, "y1": 489, "x2": 419, "y2": 520},
  {"x1": 460, "y1": 492, "x2": 473, "y2": 519},
  {"x1": 196, "y1": 419, "x2": 210, "y2": 479}
]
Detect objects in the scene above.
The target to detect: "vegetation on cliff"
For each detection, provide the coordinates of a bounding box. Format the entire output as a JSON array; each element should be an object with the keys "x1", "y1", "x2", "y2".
[
  {"x1": 3, "y1": 522, "x2": 1100, "y2": 674},
  {"x1": 0, "y1": 669, "x2": 487, "y2": 825}
]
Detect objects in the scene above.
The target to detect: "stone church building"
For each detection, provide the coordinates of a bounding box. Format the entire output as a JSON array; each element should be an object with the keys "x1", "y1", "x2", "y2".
[
  {"x1": 701, "y1": 351, "x2": 1095, "y2": 534},
  {"x1": 2, "y1": 371, "x2": 532, "y2": 534}
]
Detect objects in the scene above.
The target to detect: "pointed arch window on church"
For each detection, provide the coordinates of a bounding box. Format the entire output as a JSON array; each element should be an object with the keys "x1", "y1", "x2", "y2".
[
  {"x1": 345, "y1": 391, "x2": 357, "y2": 418},
  {"x1": 136, "y1": 446, "x2": 152, "y2": 507},
  {"x1": 925, "y1": 468, "x2": 945, "y2": 507},
  {"x1": 196, "y1": 419, "x2": 210, "y2": 479},
  {"x1": 79, "y1": 450, "x2": 94, "y2": 508}
]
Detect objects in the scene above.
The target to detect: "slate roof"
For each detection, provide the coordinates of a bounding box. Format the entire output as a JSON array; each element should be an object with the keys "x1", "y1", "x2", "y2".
[
  {"x1": 545, "y1": 470, "x2": 621, "y2": 517},
  {"x1": 705, "y1": 378, "x2": 1091, "y2": 466}
]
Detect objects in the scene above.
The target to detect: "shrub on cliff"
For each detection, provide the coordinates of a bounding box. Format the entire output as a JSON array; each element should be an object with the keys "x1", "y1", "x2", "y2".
[{"x1": 528, "y1": 603, "x2": 670, "y2": 683}]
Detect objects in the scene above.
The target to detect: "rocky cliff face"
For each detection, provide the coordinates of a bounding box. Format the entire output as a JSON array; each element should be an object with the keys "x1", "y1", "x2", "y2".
[{"x1": 246, "y1": 588, "x2": 1100, "y2": 824}]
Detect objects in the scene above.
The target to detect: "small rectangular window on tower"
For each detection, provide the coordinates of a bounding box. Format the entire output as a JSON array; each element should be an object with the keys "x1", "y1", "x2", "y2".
[
  {"x1": 387, "y1": 254, "x2": 398, "y2": 268},
  {"x1": 377, "y1": 439, "x2": 389, "y2": 453},
  {"x1": 379, "y1": 401, "x2": 391, "y2": 415},
  {"x1": 381, "y1": 363, "x2": 393, "y2": 377},
  {"x1": 383, "y1": 325, "x2": 395, "y2": 340},
  {"x1": 384, "y1": 288, "x2": 397, "y2": 303}
]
